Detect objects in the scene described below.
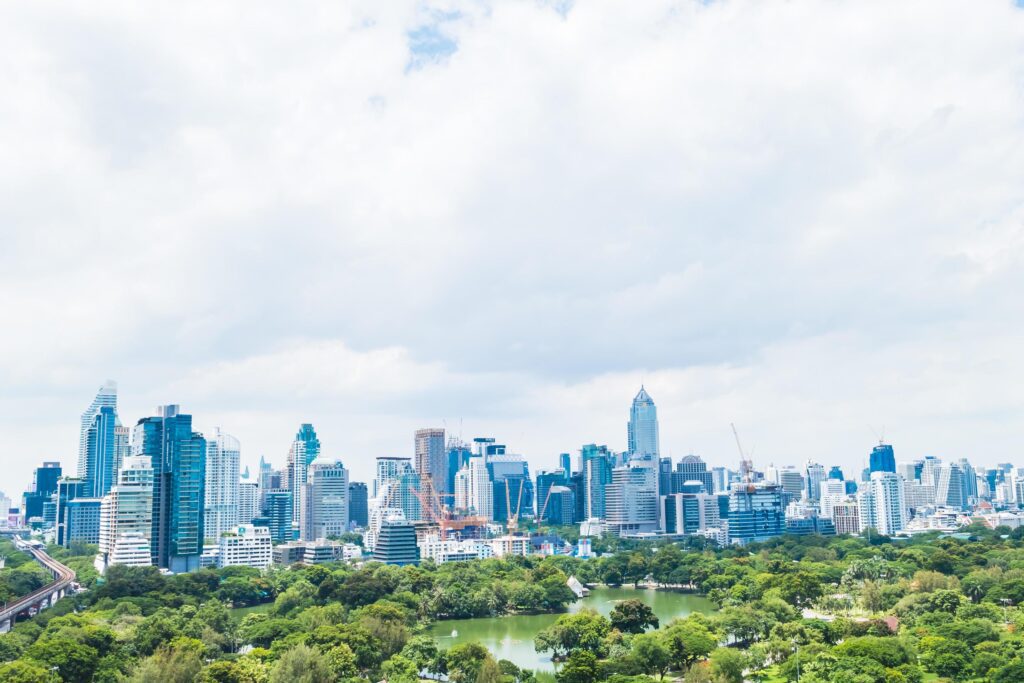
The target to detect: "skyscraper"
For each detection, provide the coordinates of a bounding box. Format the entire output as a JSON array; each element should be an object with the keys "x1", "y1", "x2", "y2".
[
  {"x1": 559, "y1": 453, "x2": 573, "y2": 475},
  {"x1": 415, "y1": 428, "x2": 447, "y2": 495},
  {"x1": 869, "y1": 443, "x2": 896, "y2": 474},
  {"x1": 204, "y1": 429, "x2": 240, "y2": 541},
  {"x1": 286, "y1": 424, "x2": 320, "y2": 524},
  {"x1": 935, "y1": 463, "x2": 967, "y2": 510},
  {"x1": 454, "y1": 455, "x2": 492, "y2": 519},
  {"x1": 489, "y1": 454, "x2": 533, "y2": 523},
  {"x1": 23, "y1": 462, "x2": 62, "y2": 522},
  {"x1": 675, "y1": 455, "x2": 714, "y2": 494},
  {"x1": 728, "y1": 483, "x2": 785, "y2": 544},
  {"x1": 134, "y1": 405, "x2": 207, "y2": 573},
  {"x1": 375, "y1": 456, "x2": 411, "y2": 499},
  {"x1": 78, "y1": 381, "x2": 118, "y2": 488},
  {"x1": 582, "y1": 445, "x2": 613, "y2": 520},
  {"x1": 606, "y1": 463, "x2": 659, "y2": 536},
  {"x1": 805, "y1": 462, "x2": 826, "y2": 502},
  {"x1": 348, "y1": 482, "x2": 368, "y2": 528},
  {"x1": 447, "y1": 439, "x2": 472, "y2": 496},
  {"x1": 859, "y1": 472, "x2": 906, "y2": 535},
  {"x1": 301, "y1": 459, "x2": 349, "y2": 541},
  {"x1": 627, "y1": 386, "x2": 660, "y2": 460},
  {"x1": 96, "y1": 455, "x2": 154, "y2": 572}
]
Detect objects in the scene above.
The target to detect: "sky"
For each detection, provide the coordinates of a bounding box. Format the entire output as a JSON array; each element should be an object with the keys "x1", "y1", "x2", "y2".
[{"x1": 3, "y1": 0, "x2": 1024, "y2": 495}]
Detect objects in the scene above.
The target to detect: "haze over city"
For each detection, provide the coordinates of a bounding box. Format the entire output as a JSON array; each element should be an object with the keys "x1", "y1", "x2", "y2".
[{"x1": 4, "y1": 1, "x2": 1024, "y2": 492}]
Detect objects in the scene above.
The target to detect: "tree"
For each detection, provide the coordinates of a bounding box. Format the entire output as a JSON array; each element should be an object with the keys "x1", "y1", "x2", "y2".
[
  {"x1": 0, "y1": 661, "x2": 52, "y2": 683},
  {"x1": 447, "y1": 642, "x2": 491, "y2": 683},
  {"x1": 475, "y1": 655, "x2": 502, "y2": 683},
  {"x1": 535, "y1": 609, "x2": 611, "y2": 659},
  {"x1": 269, "y1": 644, "x2": 333, "y2": 683},
  {"x1": 660, "y1": 620, "x2": 716, "y2": 672},
  {"x1": 24, "y1": 637, "x2": 100, "y2": 682},
  {"x1": 130, "y1": 645, "x2": 204, "y2": 683},
  {"x1": 630, "y1": 633, "x2": 670, "y2": 679},
  {"x1": 610, "y1": 600, "x2": 659, "y2": 634},
  {"x1": 709, "y1": 648, "x2": 746, "y2": 683},
  {"x1": 555, "y1": 651, "x2": 599, "y2": 683},
  {"x1": 381, "y1": 654, "x2": 420, "y2": 683}
]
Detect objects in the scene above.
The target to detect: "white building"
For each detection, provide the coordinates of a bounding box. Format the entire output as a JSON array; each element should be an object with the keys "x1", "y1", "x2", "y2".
[
  {"x1": 218, "y1": 524, "x2": 272, "y2": 569},
  {"x1": 364, "y1": 507, "x2": 405, "y2": 552},
  {"x1": 300, "y1": 459, "x2": 349, "y2": 541},
  {"x1": 819, "y1": 479, "x2": 848, "y2": 519},
  {"x1": 489, "y1": 535, "x2": 530, "y2": 557},
  {"x1": 832, "y1": 501, "x2": 862, "y2": 535},
  {"x1": 204, "y1": 429, "x2": 240, "y2": 541},
  {"x1": 238, "y1": 479, "x2": 259, "y2": 525},
  {"x1": 606, "y1": 463, "x2": 659, "y2": 536},
  {"x1": 859, "y1": 472, "x2": 907, "y2": 536},
  {"x1": 95, "y1": 455, "x2": 154, "y2": 574},
  {"x1": 374, "y1": 457, "x2": 412, "y2": 499},
  {"x1": 454, "y1": 456, "x2": 492, "y2": 519}
]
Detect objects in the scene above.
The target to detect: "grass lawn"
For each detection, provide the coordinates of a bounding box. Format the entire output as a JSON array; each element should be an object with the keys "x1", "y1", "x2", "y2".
[{"x1": 229, "y1": 602, "x2": 275, "y2": 620}]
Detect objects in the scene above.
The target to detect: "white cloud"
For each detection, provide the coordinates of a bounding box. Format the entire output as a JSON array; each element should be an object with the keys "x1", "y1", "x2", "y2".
[{"x1": 1, "y1": 1, "x2": 1024, "y2": 489}]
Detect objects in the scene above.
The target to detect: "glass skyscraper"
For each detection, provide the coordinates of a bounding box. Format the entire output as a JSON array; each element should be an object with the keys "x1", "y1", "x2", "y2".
[
  {"x1": 869, "y1": 443, "x2": 896, "y2": 474},
  {"x1": 627, "y1": 386, "x2": 660, "y2": 460},
  {"x1": 134, "y1": 405, "x2": 207, "y2": 573},
  {"x1": 79, "y1": 382, "x2": 121, "y2": 499}
]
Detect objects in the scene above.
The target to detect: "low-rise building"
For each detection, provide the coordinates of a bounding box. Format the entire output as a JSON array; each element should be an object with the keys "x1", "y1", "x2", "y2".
[{"x1": 219, "y1": 524, "x2": 273, "y2": 569}]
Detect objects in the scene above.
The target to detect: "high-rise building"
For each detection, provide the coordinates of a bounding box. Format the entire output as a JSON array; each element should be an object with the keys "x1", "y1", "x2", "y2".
[
  {"x1": 545, "y1": 486, "x2": 575, "y2": 526},
  {"x1": 675, "y1": 455, "x2": 714, "y2": 494},
  {"x1": 96, "y1": 455, "x2": 154, "y2": 572},
  {"x1": 536, "y1": 469, "x2": 568, "y2": 523},
  {"x1": 727, "y1": 483, "x2": 785, "y2": 545},
  {"x1": 63, "y1": 498, "x2": 102, "y2": 546},
  {"x1": 134, "y1": 405, "x2": 207, "y2": 573},
  {"x1": 285, "y1": 424, "x2": 320, "y2": 524},
  {"x1": 627, "y1": 386, "x2": 660, "y2": 460},
  {"x1": 81, "y1": 405, "x2": 119, "y2": 499},
  {"x1": 204, "y1": 429, "x2": 240, "y2": 541},
  {"x1": 23, "y1": 462, "x2": 62, "y2": 523},
  {"x1": 832, "y1": 501, "x2": 861, "y2": 535},
  {"x1": 662, "y1": 492, "x2": 720, "y2": 536},
  {"x1": 859, "y1": 472, "x2": 906, "y2": 536},
  {"x1": 805, "y1": 462, "x2": 826, "y2": 502},
  {"x1": 238, "y1": 479, "x2": 259, "y2": 525},
  {"x1": 454, "y1": 456, "x2": 492, "y2": 519},
  {"x1": 935, "y1": 463, "x2": 967, "y2": 510},
  {"x1": 582, "y1": 444, "x2": 613, "y2": 520},
  {"x1": 711, "y1": 467, "x2": 730, "y2": 494},
  {"x1": 375, "y1": 456, "x2": 412, "y2": 499},
  {"x1": 920, "y1": 457, "x2": 943, "y2": 489},
  {"x1": 606, "y1": 463, "x2": 659, "y2": 536},
  {"x1": 869, "y1": 443, "x2": 896, "y2": 474},
  {"x1": 261, "y1": 489, "x2": 294, "y2": 543},
  {"x1": 348, "y1": 482, "x2": 368, "y2": 528},
  {"x1": 446, "y1": 439, "x2": 472, "y2": 496},
  {"x1": 55, "y1": 478, "x2": 87, "y2": 546},
  {"x1": 78, "y1": 381, "x2": 118, "y2": 490},
  {"x1": 659, "y1": 457, "x2": 673, "y2": 496},
  {"x1": 559, "y1": 453, "x2": 573, "y2": 475},
  {"x1": 777, "y1": 467, "x2": 805, "y2": 500},
  {"x1": 818, "y1": 479, "x2": 848, "y2": 519},
  {"x1": 828, "y1": 466, "x2": 844, "y2": 481},
  {"x1": 300, "y1": 459, "x2": 349, "y2": 541},
  {"x1": 959, "y1": 458, "x2": 978, "y2": 504},
  {"x1": 489, "y1": 455, "x2": 533, "y2": 523},
  {"x1": 415, "y1": 428, "x2": 447, "y2": 496}
]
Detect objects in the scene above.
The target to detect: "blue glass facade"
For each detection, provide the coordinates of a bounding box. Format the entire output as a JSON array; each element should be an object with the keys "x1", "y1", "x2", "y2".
[
  {"x1": 869, "y1": 444, "x2": 896, "y2": 474},
  {"x1": 296, "y1": 423, "x2": 321, "y2": 467},
  {"x1": 447, "y1": 443, "x2": 472, "y2": 497},
  {"x1": 135, "y1": 405, "x2": 207, "y2": 572},
  {"x1": 261, "y1": 489, "x2": 295, "y2": 543},
  {"x1": 627, "y1": 386, "x2": 660, "y2": 459},
  {"x1": 727, "y1": 484, "x2": 784, "y2": 545},
  {"x1": 82, "y1": 405, "x2": 118, "y2": 498}
]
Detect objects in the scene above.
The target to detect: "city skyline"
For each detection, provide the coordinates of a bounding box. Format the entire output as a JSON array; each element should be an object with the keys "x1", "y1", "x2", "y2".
[{"x1": 3, "y1": 2, "x2": 1024, "y2": 510}]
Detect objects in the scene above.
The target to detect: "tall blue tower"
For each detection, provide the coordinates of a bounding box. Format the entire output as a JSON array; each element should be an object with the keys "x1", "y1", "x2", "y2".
[
  {"x1": 628, "y1": 386, "x2": 660, "y2": 460},
  {"x1": 869, "y1": 443, "x2": 896, "y2": 474},
  {"x1": 78, "y1": 382, "x2": 120, "y2": 498},
  {"x1": 296, "y1": 423, "x2": 321, "y2": 467},
  {"x1": 134, "y1": 405, "x2": 206, "y2": 573}
]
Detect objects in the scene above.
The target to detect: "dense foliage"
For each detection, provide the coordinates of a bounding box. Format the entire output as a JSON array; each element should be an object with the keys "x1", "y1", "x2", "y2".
[
  {"x1": 6, "y1": 525, "x2": 1024, "y2": 682},
  {"x1": 0, "y1": 539, "x2": 49, "y2": 606}
]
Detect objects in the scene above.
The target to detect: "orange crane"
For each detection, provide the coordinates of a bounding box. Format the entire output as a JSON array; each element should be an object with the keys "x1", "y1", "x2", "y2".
[{"x1": 411, "y1": 477, "x2": 487, "y2": 540}]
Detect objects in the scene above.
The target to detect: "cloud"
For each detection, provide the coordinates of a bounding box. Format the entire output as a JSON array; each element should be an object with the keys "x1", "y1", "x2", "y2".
[{"x1": 1, "y1": 1, "x2": 1024, "y2": 489}]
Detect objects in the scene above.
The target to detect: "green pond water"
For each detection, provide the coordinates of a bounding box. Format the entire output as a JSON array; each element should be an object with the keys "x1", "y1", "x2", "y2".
[{"x1": 427, "y1": 587, "x2": 717, "y2": 672}]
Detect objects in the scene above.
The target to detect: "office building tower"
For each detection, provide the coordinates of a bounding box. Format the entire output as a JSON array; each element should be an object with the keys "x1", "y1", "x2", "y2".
[
  {"x1": 569, "y1": 471, "x2": 586, "y2": 523},
  {"x1": 536, "y1": 469, "x2": 569, "y2": 523},
  {"x1": 676, "y1": 455, "x2": 714, "y2": 494},
  {"x1": 114, "y1": 424, "x2": 131, "y2": 476},
  {"x1": 204, "y1": 429, "x2": 240, "y2": 541},
  {"x1": 935, "y1": 463, "x2": 967, "y2": 510},
  {"x1": 80, "y1": 404, "x2": 119, "y2": 499},
  {"x1": 560, "y1": 453, "x2": 573, "y2": 475},
  {"x1": 372, "y1": 517, "x2": 420, "y2": 565},
  {"x1": 921, "y1": 457, "x2": 943, "y2": 489},
  {"x1": 606, "y1": 463, "x2": 659, "y2": 536},
  {"x1": 285, "y1": 424, "x2": 320, "y2": 523},
  {"x1": 805, "y1": 462, "x2": 826, "y2": 502},
  {"x1": 134, "y1": 405, "x2": 207, "y2": 573},
  {"x1": 581, "y1": 444, "x2": 614, "y2": 519},
  {"x1": 78, "y1": 381, "x2": 118, "y2": 488},
  {"x1": 55, "y1": 478, "x2": 87, "y2": 546},
  {"x1": 659, "y1": 457, "x2": 673, "y2": 496},
  {"x1": 777, "y1": 467, "x2": 805, "y2": 500},
  {"x1": 447, "y1": 439, "x2": 472, "y2": 496},
  {"x1": 711, "y1": 467, "x2": 729, "y2": 493},
  {"x1": 23, "y1": 462, "x2": 62, "y2": 523},
  {"x1": 238, "y1": 479, "x2": 259, "y2": 525},
  {"x1": 828, "y1": 466, "x2": 844, "y2": 481},
  {"x1": 375, "y1": 456, "x2": 412, "y2": 499},
  {"x1": 415, "y1": 428, "x2": 447, "y2": 495},
  {"x1": 727, "y1": 483, "x2": 785, "y2": 544},
  {"x1": 301, "y1": 459, "x2": 349, "y2": 541},
  {"x1": 454, "y1": 456, "x2": 492, "y2": 519},
  {"x1": 819, "y1": 479, "x2": 847, "y2": 519},
  {"x1": 381, "y1": 466, "x2": 423, "y2": 522},
  {"x1": 860, "y1": 472, "x2": 906, "y2": 536},
  {"x1": 261, "y1": 489, "x2": 294, "y2": 543},
  {"x1": 63, "y1": 498, "x2": 102, "y2": 546},
  {"x1": 96, "y1": 455, "x2": 154, "y2": 571},
  {"x1": 348, "y1": 482, "x2": 368, "y2": 528},
  {"x1": 662, "y1": 491, "x2": 720, "y2": 536},
  {"x1": 627, "y1": 386, "x2": 660, "y2": 460},
  {"x1": 832, "y1": 501, "x2": 861, "y2": 535},
  {"x1": 489, "y1": 455, "x2": 533, "y2": 523},
  {"x1": 905, "y1": 482, "x2": 935, "y2": 511},
  {"x1": 545, "y1": 486, "x2": 575, "y2": 525},
  {"x1": 869, "y1": 443, "x2": 896, "y2": 474},
  {"x1": 218, "y1": 524, "x2": 272, "y2": 569},
  {"x1": 959, "y1": 459, "x2": 978, "y2": 503},
  {"x1": 473, "y1": 437, "x2": 505, "y2": 458}
]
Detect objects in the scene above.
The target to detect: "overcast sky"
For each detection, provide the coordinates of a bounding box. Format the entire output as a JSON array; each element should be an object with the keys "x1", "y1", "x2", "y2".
[{"x1": 3, "y1": 1, "x2": 1024, "y2": 495}]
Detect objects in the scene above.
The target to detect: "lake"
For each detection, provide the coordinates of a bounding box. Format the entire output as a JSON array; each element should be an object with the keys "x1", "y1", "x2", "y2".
[{"x1": 427, "y1": 586, "x2": 717, "y2": 672}]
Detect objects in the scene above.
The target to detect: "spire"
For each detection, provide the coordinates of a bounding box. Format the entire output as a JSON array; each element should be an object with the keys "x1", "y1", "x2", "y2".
[{"x1": 633, "y1": 385, "x2": 653, "y2": 403}]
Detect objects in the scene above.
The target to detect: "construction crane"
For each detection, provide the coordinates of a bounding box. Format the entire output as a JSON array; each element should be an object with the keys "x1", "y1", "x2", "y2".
[
  {"x1": 731, "y1": 423, "x2": 754, "y2": 485},
  {"x1": 505, "y1": 479, "x2": 526, "y2": 533},
  {"x1": 410, "y1": 478, "x2": 488, "y2": 541}
]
